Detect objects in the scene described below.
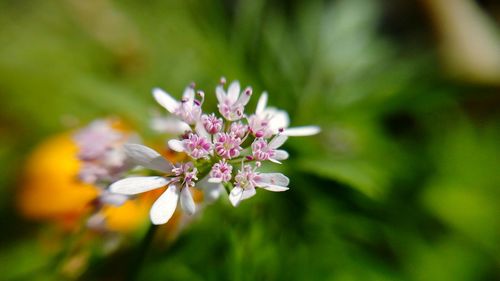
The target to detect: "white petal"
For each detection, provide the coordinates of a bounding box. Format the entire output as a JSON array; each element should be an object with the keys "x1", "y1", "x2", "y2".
[
  {"x1": 100, "y1": 191, "x2": 129, "y2": 206},
  {"x1": 256, "y1": 172, "x2": 291, "y2": 191},
  {"x1": 151, "y1": 117, "x2": 191, "y2": 134},
  {"x1": 215, "y1": 85, "x2": 226, "y2": 104},
  {"x1": 124, "y1": 144, "x2": 172, "y2": 173},
  {"x1": 273, "y1": 150, "x2": 289, "y2": 160},
  {"x1": 195, "y1": 121, "x2": 211, "y2": 140},
  {"x1": 198, "y1": 176, "x2": 223, "y2": 203},
  {"x1": 227, "y1": 81, "x2": 240, "y2": 104},
  {"x1": 206, "y1": 184, "x2": 222, "y2": 202},
  {"x1": 180, "y1": 187, "x2": 196, "y2": 215},
  {"x1": 269, "y1": 135, "x2": 288, "y2": 149},
  {"x1": 229, "y1": 186, "x2": 243, "y2": 207},
  {"x1": 110, "y1": 176, "x2": 169, "y2": 195},
  {"x1": 168, "y1": 139, "x2": 185, "y2": 152},
  {"x1": 268, "y1": 109, "x2": 290, "y2": 133},
  {"x1": 282, "y1": 126, "x2": 321, "y2": 136},
  {"x1": 236, "y1": 87, "x2": 252, "y2": 106},
  {"x1": 87, "y1": 213, "x2": 106, "y2": 230},
  {"x1": 268, "y1": 158, "x2": 282, "y2": 164},
  {"x1": 153, "y1": 88, "x2": 179, "y2": 113},
  {"x1": 208, "y1": 178, "x2": 222, "y2": 183},
  {"x1": 241, "y1": 187, "x2": 256, "y2": 200},
  {"x1": 182, "y1": 86, "x2": 195, "y2": 100},
  {"x1": 150, "y1": 185, "x2": 180, "y2": 225},
  {"x1": 260, "y1": 185, "x2": 289, "y2": 192},
  {"x1": 256, "y1": 92, "x2": 268, "y2": 115},
  {"x1": 257, "y1": 173, "x2": 290, "y2": 186}
]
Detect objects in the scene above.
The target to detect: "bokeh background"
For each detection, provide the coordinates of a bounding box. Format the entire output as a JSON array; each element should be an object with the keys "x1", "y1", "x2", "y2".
[{"x1": 1, "y1": 0, "x2": 499, "y2": 280}]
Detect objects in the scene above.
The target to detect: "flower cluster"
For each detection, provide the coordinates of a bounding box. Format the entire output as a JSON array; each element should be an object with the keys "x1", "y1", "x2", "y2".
[
  {"x1": 110, "y1": 79, "x2": 320, "y2": 225},
  {"x1": 74, "y1": 119, "x2": 140, "y2": 208},
  {"x1": 74, "y1": 120, "x2": 133, "y2": 185}
]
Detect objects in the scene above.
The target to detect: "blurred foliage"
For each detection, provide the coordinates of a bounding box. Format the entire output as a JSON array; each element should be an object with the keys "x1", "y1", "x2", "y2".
[{"x1": 0, "y1": 0, "x2": 499, "y2": 280}]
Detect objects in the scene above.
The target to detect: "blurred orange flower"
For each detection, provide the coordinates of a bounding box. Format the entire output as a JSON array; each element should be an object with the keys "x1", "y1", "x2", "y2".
[
  {"x1": 17, "y1": 131, "x2": 203, "y2": 234},
  {"x1": 16, "y1": 132, "x2": 150, "y2": 232},
  {"x1": 17, "y1": 133, "x2": 98, "y2": 227}
]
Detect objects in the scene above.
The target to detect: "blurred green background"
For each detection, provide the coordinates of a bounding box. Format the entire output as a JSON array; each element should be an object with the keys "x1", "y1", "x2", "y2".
[{"x1": 1, "y1": 0, "x2": 499, "y2": 280}]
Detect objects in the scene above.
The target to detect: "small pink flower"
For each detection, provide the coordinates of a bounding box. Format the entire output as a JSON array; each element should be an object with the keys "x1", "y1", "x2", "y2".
[
  {"x1": 229, "y1": 164, "x2": 290, "y2": 206},
  {"x1": 230, "y1": 121, "x2": 248, "y2": 138},
  {"x1": 234, "y1": 165, "x2": 259, "y2": 190},
  {"x1": 74, "y1": 120, "x2": 131, "y2": 184},
  {"x1": 251, "y1": 138, "x2": 274, "y2": 161},
  {"x1": 79, "y1": 164, "x2": 109, "y2": 184},
  {"x1": 202, "y1": 113, "x2": 223, "y2": 134},
  {"x1": 182, "y1": 133, "x2": 212, "y2": 159},
  {"x1": 209, "y1": 160, "x2": 233, "y2": 183},
  {"x1": 172, "y1": 162, "x2": 198, "y2": 188},
  {"x1": 214, "y1": 132, "x2": 242, "y2": 159},
  {"x1": 153, "y1": 84, "x2": 203, "y2": 125},
  {"x1": 251, "y1": 135, "x2": 289, "y2": 163},
  {"x1": 74, "y1": 120, "x2": 122, "y2": 161}
]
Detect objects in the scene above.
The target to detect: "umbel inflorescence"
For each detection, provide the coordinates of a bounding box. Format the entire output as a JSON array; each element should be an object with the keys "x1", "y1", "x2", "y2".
[{"x1": 109, "y1": 78, "x2": 320, "y2": 225}]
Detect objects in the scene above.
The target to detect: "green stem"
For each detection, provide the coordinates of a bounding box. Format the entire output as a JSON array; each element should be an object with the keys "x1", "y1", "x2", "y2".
[
  {"x1": 223, "y1": 183, "x2": 233, "y2": 194},
  {"x1": 126, "y1": 224, "x2": 158, "y2": 281}
]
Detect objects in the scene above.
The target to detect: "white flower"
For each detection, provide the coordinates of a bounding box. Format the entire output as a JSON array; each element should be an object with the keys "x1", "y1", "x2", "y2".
[
  {"x1": 228, "y1": 165, "x2": 290, "y2": 207},
  {"x1": 167, "y1": 121, "x2": 213, "y2": 158},
  {"x1": 216, "y1": 79, "x2": 253, "y2": 121},
  {"x1": 110, "y1": 144, "x2": 198, "y2": 225},
  {"x1": 249, "y1": 92, "x2": 321, "y2": 138},
  {"x1": 168, "y1": 132, "x2": 212, "y2": 159},
  {"x1": 251, "y1": 135, "x2": 289, "y2": 164},
  {"x1": 108, "y1": 77, "x2": 320, "y2": 224},
  {"x1": 153, "y1": 85, "x2": 202, "y2": 125}
]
